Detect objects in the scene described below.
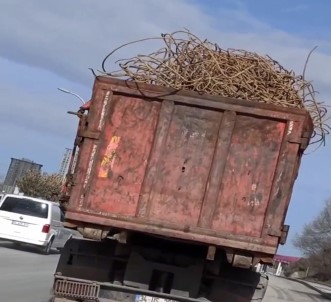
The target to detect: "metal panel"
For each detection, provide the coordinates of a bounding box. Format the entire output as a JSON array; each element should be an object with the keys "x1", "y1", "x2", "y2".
[
  {"x1": 54, "y1": 279, "x2": 100, "y2": 301},
  {"x1": 65, "y1": 77, "x2": 313, "y2": 256},
  {"x1": 210, "y1": 115, "x2": 286, "y2": 237},
  {"x1": 139, "y1": 103, "x2": 222, "y2": 226},
  {"x1": 85, "y1": 94, "x2": 160, "y2": 216}
]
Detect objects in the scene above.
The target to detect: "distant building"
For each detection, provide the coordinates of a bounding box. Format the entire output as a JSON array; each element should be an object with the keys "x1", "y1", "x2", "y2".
[
  {"x1": 255, "y1": 254, "x2": 301, "y2": 276},
  {"x1": 273, "y1": 254, "x2": 301, "y2": 276},
  {"x1": 59, "y1": 148, "x2": 72, "y2": 183},
  {"x1": 2, "y1": 158, "x2": 43, "y2": 194}
]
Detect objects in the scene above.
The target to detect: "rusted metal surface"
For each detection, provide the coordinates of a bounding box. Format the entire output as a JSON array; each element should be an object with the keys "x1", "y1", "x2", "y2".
[
  {"x1": 63, "y1": 77, "x2": 313, "y2": 257},
  {"x1": 232, "y1": 254, "x2": 254, "y2": 269}
]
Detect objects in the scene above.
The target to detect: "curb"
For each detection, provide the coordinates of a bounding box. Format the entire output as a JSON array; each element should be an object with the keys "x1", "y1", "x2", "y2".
[{"x1": 278, "y1": 276, "x2": 331, "y2": 300}]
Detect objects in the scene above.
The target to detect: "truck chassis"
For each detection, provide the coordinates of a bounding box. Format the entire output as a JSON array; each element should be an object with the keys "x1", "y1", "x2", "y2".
[{"x1": 50, "y1": 235, "x2": 268, "y2": 302}]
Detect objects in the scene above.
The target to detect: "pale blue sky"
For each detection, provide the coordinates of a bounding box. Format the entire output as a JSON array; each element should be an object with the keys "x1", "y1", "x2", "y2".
[{"x1": 0, "y1": 0, "x2": 330, "y2": 256}]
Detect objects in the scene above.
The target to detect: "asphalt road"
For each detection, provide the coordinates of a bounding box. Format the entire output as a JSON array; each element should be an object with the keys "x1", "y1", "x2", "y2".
[
  {"x1": 0, "y1": 241, "x2": 329, "y2": 302},
  {"x1": 0, "y1": 241, "x2": 59, "y2": 302},
  {"x1": 265, "y1": 275, "x2": 329, "y2": 301}
]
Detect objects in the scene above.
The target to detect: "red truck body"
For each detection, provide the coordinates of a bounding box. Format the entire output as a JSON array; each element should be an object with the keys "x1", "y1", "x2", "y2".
[{"x1": 64, "y1": 77, "x2": 313, "y2": 259}]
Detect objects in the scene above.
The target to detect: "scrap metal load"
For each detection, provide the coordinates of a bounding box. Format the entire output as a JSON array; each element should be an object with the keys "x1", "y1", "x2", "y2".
[{"x1": 99, "y1": 29, "x2": 329, "y2": 146}]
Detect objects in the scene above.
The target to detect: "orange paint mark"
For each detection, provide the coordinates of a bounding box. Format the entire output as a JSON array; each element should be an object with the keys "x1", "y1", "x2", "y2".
[{"x1": 99, "y1": 136, "x2": 121, "y2": 178}]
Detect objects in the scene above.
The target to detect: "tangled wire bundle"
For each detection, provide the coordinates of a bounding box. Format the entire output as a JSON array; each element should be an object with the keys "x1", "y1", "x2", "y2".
[{"x1": 99, "y1": 30, "x2": 329, "y2": 147}]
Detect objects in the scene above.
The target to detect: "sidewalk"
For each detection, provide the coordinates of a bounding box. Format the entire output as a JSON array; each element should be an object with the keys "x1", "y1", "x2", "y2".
[
  {"x1": 303, "y1": 281, "x2": 331, "y2": 294},
  {"x1": 291, "y1": 278, "x2": 331, "y2": 300}
]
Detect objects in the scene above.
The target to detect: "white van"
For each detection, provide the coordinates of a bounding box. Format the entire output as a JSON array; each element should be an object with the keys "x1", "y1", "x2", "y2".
[{"x1": 0, "y1": 194, "x2": 77, "y2": 254}]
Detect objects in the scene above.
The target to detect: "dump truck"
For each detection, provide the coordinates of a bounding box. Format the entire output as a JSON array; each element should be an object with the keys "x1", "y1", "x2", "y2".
[{"x1": 51, "y1": 77, "x2": 313, "y2": 302}]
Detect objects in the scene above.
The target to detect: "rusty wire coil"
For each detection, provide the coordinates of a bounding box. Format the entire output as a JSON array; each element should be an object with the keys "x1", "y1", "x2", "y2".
[{"x1": 98, "y1": 29, "x2": 330, "y2": 148}]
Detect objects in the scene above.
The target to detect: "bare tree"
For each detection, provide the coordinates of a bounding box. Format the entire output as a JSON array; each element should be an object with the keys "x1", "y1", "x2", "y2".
[
  {"x1": 284, "y1": 258, "x2": 309, "y2": 277},
  {"x1": 293, "y1": 199, "x2": 331, "y2": 281},
  {"x1": 16, "y1": 170, "x2": 63, "y2": 201},
  {"x1": 294, "y1": 199, "x2": 331, "y2": 253}
]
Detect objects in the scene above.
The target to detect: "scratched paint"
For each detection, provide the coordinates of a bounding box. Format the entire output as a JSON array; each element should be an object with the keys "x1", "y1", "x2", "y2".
[
  {"x1": 287, "y1": 121, "x2": 294, "y2": 135},
  {"x1": 248, "y1": 183, "x2": 260, "y2": 207},
  {"x1": 99, "y1": 136, "x2": 121, "y2": 178},
  {"x1": 98, "y1": 91, "x2": 111, "y2": 131}
]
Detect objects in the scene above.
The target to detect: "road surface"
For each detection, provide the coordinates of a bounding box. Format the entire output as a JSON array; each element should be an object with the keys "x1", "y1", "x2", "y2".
[
  {"x1": 0, "y1": 241, "x2": 59, "y2": 302},
  {"x1": 265, "y1": 275, "x2": 329, "y2": 301},
  {"x1": 304, "y1": 280, "x2": 331, "y2": 295},
  {"x1": 0, "y1": 241, "x2": 329, "y2": 302}
]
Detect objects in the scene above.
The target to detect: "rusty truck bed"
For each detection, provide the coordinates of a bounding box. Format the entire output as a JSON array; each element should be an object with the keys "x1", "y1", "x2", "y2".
[{"x1": 64, "y1": 77, "x2": 313, "y2": 257}]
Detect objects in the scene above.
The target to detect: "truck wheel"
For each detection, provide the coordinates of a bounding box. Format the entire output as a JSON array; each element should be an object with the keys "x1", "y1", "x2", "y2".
[
  {"x1": 251, "y1": 273, "x2": 269, "y2": 301},
  {"x1": 207, "y1": 269, "x2": 269, "y2": 302},
  {"x1": 41, "y1": 238, "x2": 54, "y2": 255},
  {"x1": 12, "y1": 242, "x2": 22, "y2": 249}
]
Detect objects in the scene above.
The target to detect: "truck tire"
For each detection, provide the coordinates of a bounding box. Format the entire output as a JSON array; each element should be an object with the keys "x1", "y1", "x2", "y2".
[
  {"x1": 12, "y1": 242, "x2": 22, "y2": 249},
  {"x1": 251, "y1": 273, "x2": 269, "y2": 301},
  {"x1": 207, "y1": 269, "x2": 269, "y2": 302}
]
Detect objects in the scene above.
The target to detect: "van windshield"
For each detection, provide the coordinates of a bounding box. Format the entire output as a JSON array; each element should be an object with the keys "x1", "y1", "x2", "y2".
[{"x1": 0, "y1": 197, "x2": 49, "y2": 219}]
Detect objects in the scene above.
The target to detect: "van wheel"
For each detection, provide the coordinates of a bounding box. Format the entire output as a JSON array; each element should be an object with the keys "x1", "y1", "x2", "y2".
[
  {"x1": 41, "y1": 238, "x2": 54, "y2": 255},
  {"x1": 13, "y1": 242, "x2": 22, "y2": 249}
]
